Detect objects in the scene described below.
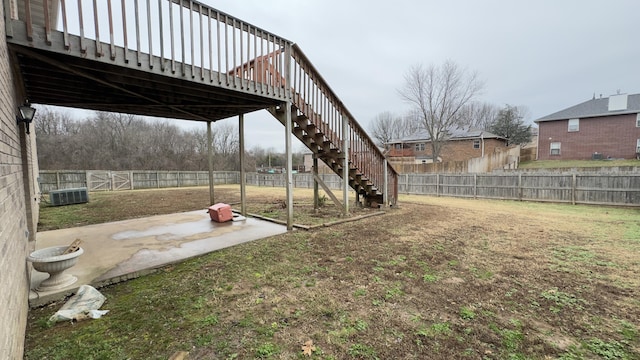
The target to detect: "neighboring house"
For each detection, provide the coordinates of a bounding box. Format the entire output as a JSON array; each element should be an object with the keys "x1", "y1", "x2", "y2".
[
  {"x1": 535, "y1": 93, "x2": 640, "y2": 160},
  {"x1": 386, "y1": 128, "x2": 509, "y2": 164}
]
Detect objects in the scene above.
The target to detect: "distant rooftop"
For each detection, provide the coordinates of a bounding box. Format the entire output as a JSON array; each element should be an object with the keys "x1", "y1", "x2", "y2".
[
  {"x1": 536, "y1": 93, "x2": 640, "y2": 123},
  {"x1": 388, "y1": 127, "x2": 504, "y2": 144}
]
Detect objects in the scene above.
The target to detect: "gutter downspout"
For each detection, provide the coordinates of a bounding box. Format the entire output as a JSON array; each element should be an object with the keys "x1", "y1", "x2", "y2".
[{"x1": 480, "y1": 132, "x2": 485, "y2": 158}]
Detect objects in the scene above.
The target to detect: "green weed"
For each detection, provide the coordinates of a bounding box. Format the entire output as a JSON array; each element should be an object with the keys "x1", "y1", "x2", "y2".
[
  {"x1": 255, "y1": 342, "x2": 279, "y2": 358},
  {"x1": 586, "y1": 338, "x2": 630, "y2": 360},
  {"x1": 347, "y1": 343, "x2": 378, "y2": 359},
  {"x1": 459, "y1": 306, "x2": 476, "y2": 320},
  {"x1": 353, "y1": 288, "x2": 367, "y2": 297},
  {"x1": 422, "y1": 274, "x2": 438, "y2": 282},
  {"x1": 540, "y1": 288, "x2": 586, "y2": 312}
]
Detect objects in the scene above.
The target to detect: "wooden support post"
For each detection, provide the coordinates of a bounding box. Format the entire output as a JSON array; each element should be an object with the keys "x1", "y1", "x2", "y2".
[
  {"x1": 383, "y1": 159, "x2": 388, "y2": 207},
  {"x1": 207, "y1": 121, "x2": 214, "y2": 205},
  {"x1": 239, "y1": 114, "x2": 246, "y2": 215},
  {"x1": 284, "y1": 102, "x2": 293, "y2": 230},
  {"x1": 342, "y1": 114, "x2": 349, "y2": 215},
  {"x1": 313, "y1": 155, "x2": 319, "y2": 210},
  {"x1": 313, "y1": 173, "x2": 343, "y2": 210}
]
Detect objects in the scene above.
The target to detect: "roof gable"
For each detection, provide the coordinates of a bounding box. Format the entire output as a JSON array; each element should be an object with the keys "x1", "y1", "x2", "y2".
[{"x1": 536, "y1": 93, "x2": 640, "y2": 123}]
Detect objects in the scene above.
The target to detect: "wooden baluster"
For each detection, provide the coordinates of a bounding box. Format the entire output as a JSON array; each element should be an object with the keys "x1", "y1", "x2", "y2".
[
  {"x1": 108, "y1": 0, "x2": 115, "y2": 59},
  {"x1": 121, "y1": 0, "x2": 128, "y2": 62},
  {"x1": 43, "y1": 0, "x2": 51, "y2": 44},
  {"x1": 134, "y1": 0, "x2": 141, "y2": 65},
  {"x1": 77, "y1": 0, "x2": 85, "y2": 53},
  {"x1": 158, "y1": 0, "x2": 164, "y2": 69},
  {"x1": 146, "y1": 0, "x2": 152, "y2": 67},
  {"x1": 169, "y1": 0, "x2": 174, "y2": 72},
  {"x1": 25, "y1": 0, "x2": 33, "y2": 41},
  {"x1": 189, "y1": 1, "x2": 194, "y2": 77},
  {"x1": 61, "y1": 0, "x2": 69, "y2": 49}
]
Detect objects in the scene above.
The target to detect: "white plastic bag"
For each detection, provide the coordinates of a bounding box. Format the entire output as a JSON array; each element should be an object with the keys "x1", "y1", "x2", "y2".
[{"x1": 49, "y1": 285, "x2": 109, "y2": 323}]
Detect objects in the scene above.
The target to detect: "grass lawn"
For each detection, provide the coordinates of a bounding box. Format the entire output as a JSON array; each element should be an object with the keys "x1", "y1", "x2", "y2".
[
  {"x1": 519, "y1": 159, "x2": 640, "y2": 169},
  {"x1": 25, "y1": 186, "x2": 640, "y2": 359}
]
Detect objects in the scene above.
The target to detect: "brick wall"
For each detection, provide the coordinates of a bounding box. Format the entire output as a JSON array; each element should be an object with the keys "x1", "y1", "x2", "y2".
[
  {"x1": 413, "y1": 138, "x2": 508, "y2": 162},
  {"x1": 538, "y1": 113, "x2": 640, "y2": 160},
  {"x1": 0, "y1": 5, "x2": 39, "y2": 358}
]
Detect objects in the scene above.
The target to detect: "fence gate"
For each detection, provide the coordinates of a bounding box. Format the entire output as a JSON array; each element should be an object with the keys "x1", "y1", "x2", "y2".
[
  {"x1": 112, "y1": 172, "x2": 132, "y2": 190},
  {"x1": 87, "y1": 171, "x2": 111, "y2": 191}
]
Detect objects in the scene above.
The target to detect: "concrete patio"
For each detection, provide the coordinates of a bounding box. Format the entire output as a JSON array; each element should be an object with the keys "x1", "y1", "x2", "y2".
[{"x1": 29, "y1": 210, "x2": 287, "y2": 307}]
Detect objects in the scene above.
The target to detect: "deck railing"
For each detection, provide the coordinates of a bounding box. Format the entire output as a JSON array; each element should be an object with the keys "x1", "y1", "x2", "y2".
[
  {"x1": 8, "y1": 0, "x2": 398, "y2": 201},
  {"x1": 10, "y1": 0, "x2": 291, "y2": 98}
]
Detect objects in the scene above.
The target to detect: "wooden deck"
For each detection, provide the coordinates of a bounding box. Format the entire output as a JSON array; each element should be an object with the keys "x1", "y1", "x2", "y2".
[{"x1": 6, "y1": 0, "x2": 398, "y2": 204}]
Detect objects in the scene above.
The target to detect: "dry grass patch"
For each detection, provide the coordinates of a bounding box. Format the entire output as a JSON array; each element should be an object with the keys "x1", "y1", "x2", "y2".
[{"x1": 25, "y1": 191, "x2": 640, "y2": 359}]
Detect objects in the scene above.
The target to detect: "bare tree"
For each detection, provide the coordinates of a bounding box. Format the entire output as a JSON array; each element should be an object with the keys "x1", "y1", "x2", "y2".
[
  {"x1": 455, "y1": 101, "x2": 499, "y2": 130},
  {"x1": 398, "y1": 60, "x2": 484, "y2": 161},
  {"x1": 369, "y1": 111, "x2": 423, "y2": 148},
  {"x1": 35, "y1": 108, "x2": 281, "y2": 172}
]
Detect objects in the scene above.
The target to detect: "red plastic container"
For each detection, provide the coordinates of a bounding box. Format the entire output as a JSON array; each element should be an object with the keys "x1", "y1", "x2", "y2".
[{"x1": 208, "y1": 203, "x2": 233, "y2": 222}]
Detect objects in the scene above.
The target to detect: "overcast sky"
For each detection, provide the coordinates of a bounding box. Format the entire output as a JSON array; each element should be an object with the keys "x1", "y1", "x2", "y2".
[{"x1": 61, "y1": 0, "x2": 640, "y2": 152}]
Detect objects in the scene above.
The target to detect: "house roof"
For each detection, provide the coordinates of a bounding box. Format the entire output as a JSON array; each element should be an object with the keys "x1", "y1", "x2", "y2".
[
  {"x1": 535, "y1": 93, "x2": 640, "y2": 123},
  {"x1": 388, "y1": 127, "x2": 505, "y2": 144}
]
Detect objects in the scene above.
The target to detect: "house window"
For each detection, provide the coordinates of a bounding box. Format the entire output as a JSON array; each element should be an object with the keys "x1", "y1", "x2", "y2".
[
  {"x1": 414, "y1": 143, "x2": 425, "y2": 151},
  {"x1": 568, "y1": 118, "x2": 579, "y2": 132},
  {"x1": 636, "y1": 113, "x2": 640, "y2": 127},
  {"x1": 550, "y1": 142, "x2": 561, "y2": 155},
  {"x1": 394, "y1": 143, "x2": 402, "y2": 150},
  {"x1": 473, "y1": 139, "x2": 480, "y2": 149},
  {"x1": 637, "y1": 139, "x2": 640, "y2": 154}
]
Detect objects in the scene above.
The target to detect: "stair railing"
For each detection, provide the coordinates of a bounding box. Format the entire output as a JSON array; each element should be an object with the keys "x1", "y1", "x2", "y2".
[{"x1": 289, "y1": 45, "x2": 398, "y2": 201}]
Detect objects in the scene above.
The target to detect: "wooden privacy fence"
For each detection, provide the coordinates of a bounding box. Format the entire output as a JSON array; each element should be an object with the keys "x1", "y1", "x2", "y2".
[
  {"x1": 390, "y1": 146, "x2": 521, "y2": 174},
  {"x1": 39, "y1": 170, "x2": 240, "y2": 192},
  {"x1": 38, "y1": 170, "x2": 343, "y2": 193},
  {"x1": 39, "y1": 170, "x2": 640, "y2": 207},
  {"x1": 246, "y1": 173, "x2": 343, "y2": 190},
  {"x1": 400, "y1": 173, "x2": 640, "y2": 206}
]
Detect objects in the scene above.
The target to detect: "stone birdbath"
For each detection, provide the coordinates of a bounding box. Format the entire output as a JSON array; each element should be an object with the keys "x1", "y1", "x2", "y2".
[{"x1": 27, "y1": 244, "x2": 84, "y2": 291}]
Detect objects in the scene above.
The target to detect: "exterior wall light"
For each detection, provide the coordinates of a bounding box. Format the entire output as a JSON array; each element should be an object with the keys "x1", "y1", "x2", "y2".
[{"x1": 17, "y1": 102, "x2": 36, "y2": 134}]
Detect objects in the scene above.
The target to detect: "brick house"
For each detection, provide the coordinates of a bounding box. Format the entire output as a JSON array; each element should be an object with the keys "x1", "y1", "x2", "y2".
[
  {"x1": 535, "y1": 93, "x2": 640, "y2": 160},
  {"x1": 0, "y1": 2, "x2": 41, "y2": 357},
  {"x1": 386, "y1": 128, "x2": 509, "y2": 163}
]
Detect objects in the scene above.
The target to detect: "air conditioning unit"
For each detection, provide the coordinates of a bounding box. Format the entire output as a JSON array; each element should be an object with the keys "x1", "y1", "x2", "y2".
[{"x1": 49, "y1": 187, "x2": 89, "y2": 206}]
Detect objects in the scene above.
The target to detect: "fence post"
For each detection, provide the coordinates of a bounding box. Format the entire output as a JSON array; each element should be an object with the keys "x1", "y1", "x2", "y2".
[
  {"x1": 130, "y1": 171, "x2": 134, "y2": 190},
  {"x1": 473, "y1": 174, "x2": 477, "y2": 199},
  {"x1": 405, "y1": 173, "x2": 409, "y2": 194},
  {"x1": 55, "y1": 171, "x2": 61, "y2": 190},
  {"x1": 572, "y1": 173, "x2": 576, "y2": 205},
  {"x1": 156, "y1": 172, "x2": 160, "y2": 188},
  {"x1": 436, "y1": 174, "x2": 440, "y2": 197},
  {"x1": 518, "y1": 173, "x2": 522, "y2": 201}
]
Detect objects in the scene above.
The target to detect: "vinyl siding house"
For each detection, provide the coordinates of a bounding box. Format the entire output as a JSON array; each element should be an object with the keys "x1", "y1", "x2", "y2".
[
  {"x1": 535, "y1": 93, "x2": 640, "y2": 160},
  {"x1": 386, "y1": 128, "x2": 509, "y2": 164}
]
